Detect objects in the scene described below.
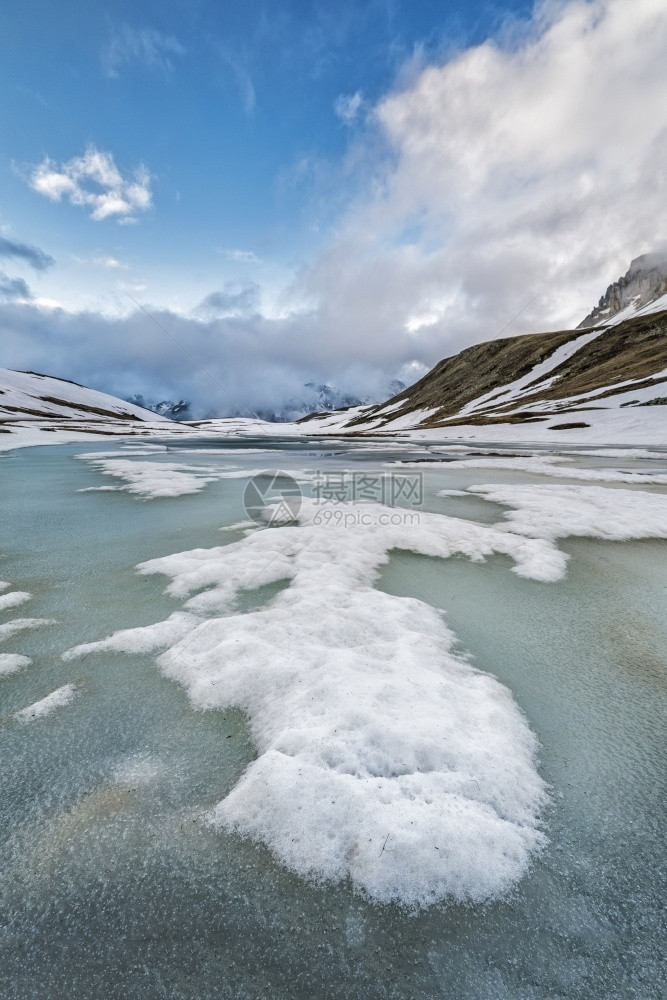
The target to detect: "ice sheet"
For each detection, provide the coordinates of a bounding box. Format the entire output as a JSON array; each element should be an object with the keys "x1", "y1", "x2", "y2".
[
  {"x1": 64, "y1": 498, "x2": 556, "y2": 906},
  {"x1": 76, "y1": 458, "x2": 239, "y2": 499}
]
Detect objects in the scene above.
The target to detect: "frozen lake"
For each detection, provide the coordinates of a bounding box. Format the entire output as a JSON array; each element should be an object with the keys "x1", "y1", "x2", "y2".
[{"x1": 0, "y1": 438, "x2": 666, "y2": 998}]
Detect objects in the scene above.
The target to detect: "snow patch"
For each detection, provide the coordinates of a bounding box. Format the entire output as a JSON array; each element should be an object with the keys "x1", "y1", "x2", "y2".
[
  {"x1": 451, "y1": 455, "x2": 667, "y2": 484},
  {"x1": 466, "y1": 483, "x2": 667, "y2": 541},
  {"x1": 76, "y1": 456, "x2": 310, "y2": 499},
  {"x1": 0, "y1": 618, "x2": 56, "y2": 643},
  {"x1": 62, "y1": 611, "x2": 199, "y2": 660},
  {"x1": 0, "y1": 591, "x2": 32, "y2": 612},
  {"x1": 459, "y1": 329, "x2": 604, "y2": 416},
  {"x1": 0, "y1": 653, "x2": 32, "y2": 677},
  {"x1": 14, "y1": 684, "x2": 76, "y2": 722},
  {"x1": 76, "y1": 458, "x2": 238, "y2": 499}
]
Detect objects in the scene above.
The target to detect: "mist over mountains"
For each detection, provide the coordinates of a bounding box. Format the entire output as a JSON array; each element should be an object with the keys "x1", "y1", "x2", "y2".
[
  {"x1": 124, "y1": 254, "x2": 667, "y2": 424},
  {"x1": 127, "y1": 379, "x2": 408, "y2": 423}
]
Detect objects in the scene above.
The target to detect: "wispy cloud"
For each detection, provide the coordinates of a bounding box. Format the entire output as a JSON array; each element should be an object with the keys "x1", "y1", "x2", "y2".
[
  {"x1": 28, "y1": 146, "x2": 153, "y2": 224},
  {"x1": 0, "y1": 272, "x2": 32, "y2": 301},
  {"x1": 334, "y1": 91, "x2": 363, "y2": 124},
  {"x1": 119, "y1": 280, "x2": 148, "y2": 294},
  {"x1": 194, "y1": 281, "x2": 261, "y2": 318},
  {"x1": 102, "y1": 25, "x2": 185, "y2": 78},
  {"x1": 216, "y1": 247, "x2": 260, "y2": 264},
  {"x1": 219, "y1": 49, "x2": 256, "y2": 114},
  {"x1": 92, "y1": 255, "x2": 128, "y2": 270},
  {"x1": 0, "y1": 236, "x2": 54, "y2": 271}
]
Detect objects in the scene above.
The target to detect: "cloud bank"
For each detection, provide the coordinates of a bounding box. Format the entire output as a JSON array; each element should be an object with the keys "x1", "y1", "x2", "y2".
[
  {"x1": 299, "y1": 0, "x2": 667, "y2": 361},
  {"x1": 0, "y1": 298, "x2": 407, "y2": 418}
]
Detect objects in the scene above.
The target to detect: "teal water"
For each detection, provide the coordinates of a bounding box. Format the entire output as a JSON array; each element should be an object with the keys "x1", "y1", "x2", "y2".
[{"x1": 0, "y1": 441, "x2": 665, "y2": 999}]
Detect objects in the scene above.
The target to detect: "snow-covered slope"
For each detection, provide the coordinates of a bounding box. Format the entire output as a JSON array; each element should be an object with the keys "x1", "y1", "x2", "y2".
[
  {"x1": 0, "y1": 368, "x2": 298, "y2": 451},
  {"x1": 0, "y1": 368, "x2": 174, "y2": 450},
  {"x1": 0, "y1": 369, "x2": 166, "y2": 423},
  {"x1": 298, "y1": 305, "x2": 667, "y2": 445}
]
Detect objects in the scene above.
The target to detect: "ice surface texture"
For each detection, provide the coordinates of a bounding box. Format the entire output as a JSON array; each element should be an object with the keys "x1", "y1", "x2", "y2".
[
  {"x1": 395, "y1": 454, "x2": 667, "y2": 484},
  {"x1": 60, "y1": 482, "x2": 667, "y2": 905},
  {"x1": 450, "y1": 455, "x2": 667, "y2": 484},
  {"x1": 65, "y1": 499, "x2": 560, "y2": 907}
]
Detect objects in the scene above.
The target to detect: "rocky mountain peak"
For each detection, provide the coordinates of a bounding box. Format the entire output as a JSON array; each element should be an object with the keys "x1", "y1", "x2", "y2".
[{"x1": 578, "y1": 251, "x2": 667, "y2": 328}]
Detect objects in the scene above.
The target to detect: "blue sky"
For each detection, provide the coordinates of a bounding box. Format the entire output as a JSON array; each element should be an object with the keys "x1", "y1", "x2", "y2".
[
  {"x1": 2, "y1": 0, "x2": 531, "y2": 307},
  {"x1": 1, "y1": 0, "x2": 665, "y2": 415}
]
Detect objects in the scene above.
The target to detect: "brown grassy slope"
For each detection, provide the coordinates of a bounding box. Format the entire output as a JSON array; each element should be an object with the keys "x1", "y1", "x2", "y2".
[
  {"x1": 346, "y1": 327, "x2": 584, "y2": 427},
  {"x1": 350, "y1": 309, "x2": 667, "y2": 429},
  {"x1": 508, "y1": 309, "x2": 667, "y2": 406}
]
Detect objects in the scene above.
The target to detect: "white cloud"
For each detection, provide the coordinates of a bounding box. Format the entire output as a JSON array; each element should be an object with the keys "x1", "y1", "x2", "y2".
[
  {"x1": 334, "y1": 90, "x2": 363, "y2": 124},
  {"x1": 92, "y1": 255, "x2": 128, "y2": 270},
  {"x1": 296, "y1": 0, "x2": 667, "y2": 362},
  {"x1": 34, "y1": 297, "x2": 62, "y2": 311},
  {"x1": 120, "y1": 280, "x2": 148, "y2": 294},
  {"x1": 28, "y1": 147, "x2": 153, "y2": 224},
  {"x1": 217, "y1": 247, "x2": 260, "y2": 264},
  {"x1": 102, "y1": 25, "x2": 185, "y2": 78}
]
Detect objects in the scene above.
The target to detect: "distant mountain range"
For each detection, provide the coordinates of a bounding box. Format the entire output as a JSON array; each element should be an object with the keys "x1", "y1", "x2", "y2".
[
  {"x1": 126, "y1": 395, "x2": 192, "y2": 420},
  {"x1": 127, "y1": 380, "x2": 408, "y2": 423},
  {"x1": 255, "y1": 380, "x2": 407, "y2": 422}
]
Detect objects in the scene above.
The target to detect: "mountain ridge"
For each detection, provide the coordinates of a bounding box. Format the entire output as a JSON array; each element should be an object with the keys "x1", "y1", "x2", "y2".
[{"x1": 299, "y1": 256, "x2": 667, "y2": 436}]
